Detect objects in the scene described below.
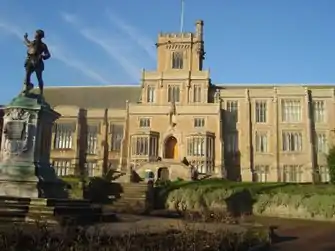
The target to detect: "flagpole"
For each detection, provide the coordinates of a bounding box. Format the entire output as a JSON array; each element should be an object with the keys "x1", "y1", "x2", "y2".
[{"x1": 180, "y1": 0, "x2": 185, "y2": 33}]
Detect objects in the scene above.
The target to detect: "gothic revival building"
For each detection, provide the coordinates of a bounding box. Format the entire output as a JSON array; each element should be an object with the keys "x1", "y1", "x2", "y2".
[{"x1": 33, "y1": 20, "x2": 334, "y2": 182}]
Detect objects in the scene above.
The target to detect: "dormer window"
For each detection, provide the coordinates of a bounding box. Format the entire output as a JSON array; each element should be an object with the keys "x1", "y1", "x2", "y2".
[{"x1": 172, "y1": 51, "x2": 183, "y2": 69}]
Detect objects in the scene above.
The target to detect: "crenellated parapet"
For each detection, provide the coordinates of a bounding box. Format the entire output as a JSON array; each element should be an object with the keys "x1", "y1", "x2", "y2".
[{"x1": 158, "y1": 32, "x2": 192, "y2": 38}]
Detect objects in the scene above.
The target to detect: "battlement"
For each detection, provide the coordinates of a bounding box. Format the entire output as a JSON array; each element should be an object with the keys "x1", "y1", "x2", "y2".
[
  {"x1": 158, "y1": 32, "x2": 193, "y2": 38},
  {"x1": 157, "y1": 19, "x2": 204, "y2": 40}
]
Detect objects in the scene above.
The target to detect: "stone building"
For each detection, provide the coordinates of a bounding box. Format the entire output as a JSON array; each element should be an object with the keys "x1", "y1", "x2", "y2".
[{"x1": 6, "y1": 20, "x2": 335, "y2": 183}]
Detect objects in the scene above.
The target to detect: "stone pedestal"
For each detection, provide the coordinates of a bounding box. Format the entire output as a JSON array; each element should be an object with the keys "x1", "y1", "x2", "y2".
[{"x1": 0, "y1": 93, "x2": 63, "y2": 198}]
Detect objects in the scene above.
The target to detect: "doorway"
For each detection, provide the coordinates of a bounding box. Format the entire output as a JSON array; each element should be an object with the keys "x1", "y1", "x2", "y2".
[
  {"x1": 164, "y1": 136, "x2": 178, "y2": 159},
  {"x1": 157, "y1": 167, "x2": 169, "y2": 181}
]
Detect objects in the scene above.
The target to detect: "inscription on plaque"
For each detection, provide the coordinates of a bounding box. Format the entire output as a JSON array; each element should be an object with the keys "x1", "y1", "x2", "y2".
[{"x1": 5, "y1": 121, "x2": 26, "y2": 140}]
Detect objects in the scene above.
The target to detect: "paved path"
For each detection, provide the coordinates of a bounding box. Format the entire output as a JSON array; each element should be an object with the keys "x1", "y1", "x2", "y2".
[
  {"x1": 248, "y1": 217, "x2": 335, "y2": 250},
  {"x1": 111, "y1": 214, "x2": 335, "y2": 250},
  {"x1": 3, "y1": 212, "x2": 333, "y2": 250}
]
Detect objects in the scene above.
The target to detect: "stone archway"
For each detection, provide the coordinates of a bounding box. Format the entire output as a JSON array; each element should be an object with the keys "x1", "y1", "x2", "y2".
[{"x1": 164, "y1": 136, "x2": 178, "y2": 159}]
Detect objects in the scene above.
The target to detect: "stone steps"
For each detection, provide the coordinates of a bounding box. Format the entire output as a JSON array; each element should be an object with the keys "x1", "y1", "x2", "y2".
[
  {"x1": 0, "y1": 203, "x2": 54, "y2": 212},
  {"x1": 104, "y1": 201, "x2": 146, "y2": 214},
  {"x1": 105, "y1": 182, "x2": 153, "y2": 214},
  {"x1": 0, "y1": 208, "x2": 53, "y2": 215},
  {"x1": 0, "y1": 197, "x2": 91, "y2": 207},
  {"x1": 0, "y1": 206, "x2": 100, "y2": 218},
  {"x1": 121, "y1": 184, "x2": 150, "y2": 193},
  {"x1": 0, "y1": 196, "x2": 117, "y2": 225}
]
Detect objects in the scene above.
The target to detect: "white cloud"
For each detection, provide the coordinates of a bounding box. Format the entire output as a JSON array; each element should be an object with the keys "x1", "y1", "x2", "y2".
[
  {"x1": 49, "y1": 44, "x2": 111, "y2": 85},
  {"x1": 60, "y1": 12, "x2": 77, "y2": 24},
  {"x1": 0, "y1": 22, "x2": 21, "y2": 37},
  {"x1": 61, "y1": 12, "x2": 141, "y2": 82},
  {"x1": 106, "y1": 10, "x2": 156, "y2": 61},
  {"x1": 0, "y1": 21, "x2": 111, "y2": 85},
  {"x1": 81, "y1": 29, "x2": 140, "y2": 81}
]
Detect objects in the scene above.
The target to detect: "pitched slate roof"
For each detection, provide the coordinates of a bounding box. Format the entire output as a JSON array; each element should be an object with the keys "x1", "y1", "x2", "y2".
[{"x1": 43, "y1": 85, "x2": 141, "y2": 109}]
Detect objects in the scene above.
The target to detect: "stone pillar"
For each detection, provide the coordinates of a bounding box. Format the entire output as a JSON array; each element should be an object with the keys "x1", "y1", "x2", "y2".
[
  {"x1": 240, "y1": 89, "x2": 253, "y2": 182},
  {"x1": 0, "y1": 94, "x2": 60, "y2": 198},
  {"x1": 304, "y1": 88, "x2": 315, "y2": 183},
  {"x1": 271, "y1": 87, "x2": 280, "y2": 182},
  {"x1": 215, "y1": 102, "x2": 224, "y2": 177}
]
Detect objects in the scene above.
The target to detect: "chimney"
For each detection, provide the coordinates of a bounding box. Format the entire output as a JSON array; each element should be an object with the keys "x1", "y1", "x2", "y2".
[{"x1": 195, "y1": 20, "x2": 204, "y2": 41}]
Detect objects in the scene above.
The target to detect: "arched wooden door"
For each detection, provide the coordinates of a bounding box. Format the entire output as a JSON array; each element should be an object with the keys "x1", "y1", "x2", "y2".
[{"x1": 164, "y1": 136, "x2": 178, "y2": 159}]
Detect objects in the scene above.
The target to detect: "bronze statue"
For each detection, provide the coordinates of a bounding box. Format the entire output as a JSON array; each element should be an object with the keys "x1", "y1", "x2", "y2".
[{"x1": 23, "y1": 30, "x2": 51, "y2": 96}]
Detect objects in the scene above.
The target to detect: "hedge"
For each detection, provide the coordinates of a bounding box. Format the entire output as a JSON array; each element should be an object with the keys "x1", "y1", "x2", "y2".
[{"x1": 161, "y1": 179, "x2": 335, "y2": 220}]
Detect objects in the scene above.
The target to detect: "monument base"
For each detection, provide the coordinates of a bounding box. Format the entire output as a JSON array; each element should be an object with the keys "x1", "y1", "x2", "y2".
[
  {"x1": 0, "y1": 179, "x2": 39, "y2": 198},
  {"x1": 0, "y1": 92, "x2": 66, "y2": 199},
  {"x1": 0, "y1": 180, "x2": 69, "y2": 199},
  {"x1": 0, "y1": 160, "x2": 38, "y2": 197}
]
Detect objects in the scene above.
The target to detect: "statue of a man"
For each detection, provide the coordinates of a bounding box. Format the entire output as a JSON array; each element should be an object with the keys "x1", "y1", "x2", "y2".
[{"x1": 23, "y1": 29, "x2": 51, "y2": 96}]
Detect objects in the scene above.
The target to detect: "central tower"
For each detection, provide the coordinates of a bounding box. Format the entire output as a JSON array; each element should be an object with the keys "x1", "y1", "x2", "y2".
[
  {"x1": 128, "y1": 19, "x2": 220, "y2": 178},
  {"x1": 141, "y1": 20, "x2": 210, "y2": 105},
  {"x1": 156, "y1": 20, "x2": 205, "y2": 72}
]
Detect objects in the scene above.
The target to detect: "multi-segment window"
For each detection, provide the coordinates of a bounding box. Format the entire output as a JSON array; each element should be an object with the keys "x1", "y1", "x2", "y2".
[
  {"x1": 172, "y1": 51, "x2": 183, "y2": 69},
  {"x1": 168, "y1": 85, "x2": 180, "y2": 102},
  {"x1": 110, "y1": 124, "x2": 124, "y2": 152},
  {"x1": 282, "y1": 132, "x2": 303, "y2": 152},
  {"x1": 53, "y1": 122, "x2": 76, "y2": 149},
  {"x1": 255, "y1": 101, "x2": 267, "y2": 123},
  {"x1": 255, "y1": 132, "x2": 268, "y2": 153},
  {"x1": 313, "y1": 101, "x2": 325, "y2": 123},
  {"x1": 281, "y1": 100, "x2": 301, "y2": 122},
  {"x1": 146, "y1": 86, "x2": 155, "y2": 103}
]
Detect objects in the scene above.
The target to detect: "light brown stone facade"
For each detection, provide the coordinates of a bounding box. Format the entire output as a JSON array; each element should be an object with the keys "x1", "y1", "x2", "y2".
[{"x1": 39, "y1": 20, "x2": 334, "y2": 183}]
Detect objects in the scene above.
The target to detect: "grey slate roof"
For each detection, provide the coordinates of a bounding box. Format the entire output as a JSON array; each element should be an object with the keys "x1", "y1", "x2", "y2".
[{"x1": 43, "y1": 85, "x2": 141, "y2": 109}]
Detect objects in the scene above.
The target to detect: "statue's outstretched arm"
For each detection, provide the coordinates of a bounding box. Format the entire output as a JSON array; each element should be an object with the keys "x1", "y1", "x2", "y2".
[
  {"x1": 23, "y1": 33, "x2": 31, "y2": 47},
  {"x1": 24, "y1": 38, "x2": 31, "y2": 46},
  {"x1": 42, "y1": 44, "x2": 51, "y2": 60}
]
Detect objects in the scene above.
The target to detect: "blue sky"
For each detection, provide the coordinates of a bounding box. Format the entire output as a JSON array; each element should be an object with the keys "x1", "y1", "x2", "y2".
[{"x1": 0, "y1": 0, "x2": 334, "y2": 103}]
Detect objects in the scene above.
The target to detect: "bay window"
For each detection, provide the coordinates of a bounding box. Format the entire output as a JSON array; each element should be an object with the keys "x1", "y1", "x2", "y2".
[
  {"x1": 186, "y1": 133, "x2": 215, "y2": 174},
  {"x1": 131, "y1": 132, "x2": 159, "y2": 161}
]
